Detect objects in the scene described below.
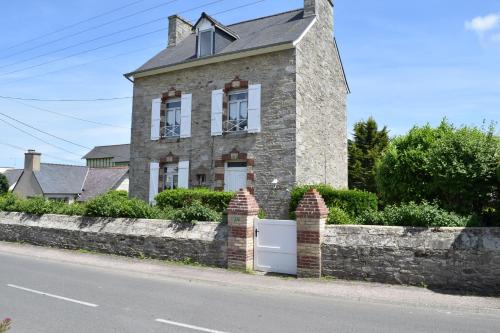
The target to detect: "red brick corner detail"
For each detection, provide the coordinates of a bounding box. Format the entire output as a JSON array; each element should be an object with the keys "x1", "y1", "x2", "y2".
[
  {"x1": 161, "y1": 87, "x2": 182, "y2": 102},
  {"x1": 295, "y1": 189, "x2": 328, "y2": 219},
  {"x1": 227, "y1": 189, "x2": 259, "y2": 216}
]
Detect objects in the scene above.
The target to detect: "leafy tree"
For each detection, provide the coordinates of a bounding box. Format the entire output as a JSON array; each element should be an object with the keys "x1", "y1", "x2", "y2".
[
  {"x1": 375, "y1": 120, "x2": 500, "y2": 216},
  {"x1": 348, "y1": 117, "x2": 389, "y2": 193},
  {"x1": 0, "y1": 174, "x2": 8, "y2": 195}
]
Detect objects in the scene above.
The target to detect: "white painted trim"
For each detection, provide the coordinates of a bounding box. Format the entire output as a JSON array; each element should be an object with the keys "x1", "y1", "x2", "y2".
[
  {"x1": 7, "y1": 284, "x2": 99, "y2": 308},
  {"x1": 130, "y1": 43, "x2": 294, "y2": 79},
  {"x1": 293, "y1": 17, "x2": 317, "y2": 47}
]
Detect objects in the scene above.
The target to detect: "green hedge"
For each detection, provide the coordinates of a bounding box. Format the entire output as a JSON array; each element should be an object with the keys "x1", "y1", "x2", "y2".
[
  {"x1": 155, "y1": 188, "x2": 235, "y2": 212},
  {"x1": 356, "y1": 202, "x2": 479, "y2": 227},
  {"x1": 289, "y1": 185, "x2": 378, "y2": 219},
  {"x1": 327, "y1": 207, "x2": 352, "y2": 225}
]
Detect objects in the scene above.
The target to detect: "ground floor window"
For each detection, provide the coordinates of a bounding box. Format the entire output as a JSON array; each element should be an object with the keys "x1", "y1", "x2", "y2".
[{"x1": 163, "y1": 164, "x2": 178, "y2": 190}]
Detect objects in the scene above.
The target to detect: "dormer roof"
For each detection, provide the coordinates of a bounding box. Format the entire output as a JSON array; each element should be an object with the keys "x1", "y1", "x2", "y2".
[{"x1": 193, "y1": 12, "x2": 239, "y2": 39}]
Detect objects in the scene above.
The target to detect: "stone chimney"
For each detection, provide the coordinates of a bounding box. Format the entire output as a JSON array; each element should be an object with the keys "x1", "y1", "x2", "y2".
[
  {"x1": 24, "y1": 150, "x2": 41, "y2": 173},
  {"x1": 168, "y1": 15, "x2": 193, "y2": 47},
  {"x1": 304, "y1": 0, "x2": 334, "y2": 17}
]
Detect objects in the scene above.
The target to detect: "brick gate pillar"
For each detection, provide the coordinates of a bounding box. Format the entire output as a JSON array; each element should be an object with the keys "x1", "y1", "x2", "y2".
[
  {"x1": 227, "y1": 189, "x2": 259, "y2": 271},
  {"x1": 295, "y1": 189, "x2": 329, "y2": 278}
]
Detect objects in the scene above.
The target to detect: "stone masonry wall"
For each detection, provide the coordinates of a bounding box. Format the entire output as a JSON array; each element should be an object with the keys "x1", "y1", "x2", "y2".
[
  {"x1": 0, "y1": 212, "x2": 227, "y2": 267},
  {"x1": 322, "y1": 225, "x2": 500, "y2": 293},
  {"x1": 130, "y1": 50, "x2": 297, "y2": 218},
  {"x1": 295, "y1": 0, "x2": 348, "y2": 188}
]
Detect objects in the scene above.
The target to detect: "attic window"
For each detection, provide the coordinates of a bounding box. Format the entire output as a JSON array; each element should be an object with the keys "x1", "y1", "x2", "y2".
[{"x1": 198, "y1": 29, "x2": 214, "y2": 57}]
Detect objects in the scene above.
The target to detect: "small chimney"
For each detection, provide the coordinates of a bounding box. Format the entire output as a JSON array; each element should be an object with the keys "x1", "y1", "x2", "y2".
[
  {"x1": 24, "y1": 150, "x2": 41, "y2": 173},
  {"x1": 168, "y1": 15, "x2": 193, "y2": 47},
  {"x1": 304, "y1": 0, "x2": 334, "y2": 17}
]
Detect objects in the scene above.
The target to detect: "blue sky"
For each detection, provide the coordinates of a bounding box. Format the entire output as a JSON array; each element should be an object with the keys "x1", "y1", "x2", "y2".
[{"x1": 0, "y1": 0, "x2": 498, "y2": 167}]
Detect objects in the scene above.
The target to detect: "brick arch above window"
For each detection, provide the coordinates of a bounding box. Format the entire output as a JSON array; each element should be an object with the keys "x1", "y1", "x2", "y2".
[
  {"x1": 224, "y1": 76, "x2": 249, "y2": 93},
  {"x1": 161, "y1": 87, "x2": 182, "y2": 102}
]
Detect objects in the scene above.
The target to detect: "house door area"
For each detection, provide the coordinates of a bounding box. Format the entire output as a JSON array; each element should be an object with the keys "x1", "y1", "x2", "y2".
[
  {"x1": 163, "y1": 164, "x2": 178, "y2": 190},
  {"x1": 254, "y1": 219, "x2": 297, "y2": 275},
  {"x1": 224, "y1": 162, "x2": 247, "y2": 192}
]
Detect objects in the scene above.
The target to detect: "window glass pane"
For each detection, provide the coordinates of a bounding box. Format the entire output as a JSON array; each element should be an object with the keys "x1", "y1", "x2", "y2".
[
  {"x1": 229, "y1": 92, "x2": 247, "y2": 101},
  {"x1": 229, "y1": 102, "x2": 238, "y2": 120},
  {"x1": 167, "y1": 111, "x2": 175, "y2": 126},
  {"x1": 167, "y1": 101, "x2": 181, "y2": 108},
  {"x1": 240, "y1": 101, "x2": 248, "y2": 120},
  {"x1": 175, "y1": 109, "x2": 181, "y2": 125},
  {"x1": 199, "y1": 30, "x2": 212, "y2": 56}
]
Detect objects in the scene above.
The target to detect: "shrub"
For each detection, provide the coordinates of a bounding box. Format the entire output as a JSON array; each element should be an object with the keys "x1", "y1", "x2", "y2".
[
  {"x1": 327, "y1": 207, "x2": 353, "y2": 225},
  {"x1": 376, "y1": 120, "x2": 500, "y2": 216},
  {"x1": 84, "y1": 191, "x2": 162, "y2": 219},
  {"x1": 171, "y1": 200, "x2": 221, "y2": 223},
  {"x1": 289, "y1": 184, "x2": 377, "y2": 219},
  {"x1": 0, "y1": 193, "x2": 21, "y2": 212},
  {"x1": 0, "y1": 318, "x2": 12, "y2": 333},
  {"x1": 0, "y1": 174, "x2": 8, "y2": 195},
  {"x1": 357, "y1": 202, "x2": 479, "y2": 228},
  {"x1": 155, "y1": 188, "x2": 235, "y2": 212}
]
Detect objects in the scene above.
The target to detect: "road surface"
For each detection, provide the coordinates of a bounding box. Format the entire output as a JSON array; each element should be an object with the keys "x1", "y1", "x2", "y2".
[{"x1": 0, "y1": 242, "x2": 499, "y2": 333}]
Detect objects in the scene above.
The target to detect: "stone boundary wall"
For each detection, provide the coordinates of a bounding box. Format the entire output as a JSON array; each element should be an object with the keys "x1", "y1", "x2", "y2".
[
  {"x1": 0, "y1": 212, "x2": 227, "y2": 267},
  {"x1": 322, "y1": 225, "x2": 500, "y2": 293}
]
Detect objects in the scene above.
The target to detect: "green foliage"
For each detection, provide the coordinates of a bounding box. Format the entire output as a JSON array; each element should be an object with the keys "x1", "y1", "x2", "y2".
[
  {"x1": 348, "y1": 117, "x2": 389, "y2": 193},
  {"x1": 375, "y1": 120, "x2": 500, "y2": 216},
  {"x1": 155, "y1": 188, "x2": 235, "y2": 212},
  {"x1": 0, "y1": 174, "x2": 8, "y2": 195},
  {"x1": 289, "y1": 184, "x2": 378, "y2": 219},
  {"x1": 327, "y1": 207, "x2": 353, "y2": 225},
  {"x1": 0, "y1": 317, "x2": 12, "y2": 333},
  {"x1": 357, "y1": 202, "x2": 479, "y2": 227},
  {"x1": 258, "y1": 209, "x2": 267, "y2": 219},
  {"x1": 171, "y1": 200, "x2": 222, "y2": 224},
  {"x1": 85, "y1": 191, "x2": 163, "y2": 219}
]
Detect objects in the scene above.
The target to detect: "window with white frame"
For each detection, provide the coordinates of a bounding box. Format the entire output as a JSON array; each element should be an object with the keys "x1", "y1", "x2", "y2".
[
  {"x1": 198, "y1": 29, "x2": 214, "y2": 57},
  {"x1": 226, "y1": 90, "x2": 248, "y2": 132},
  {"x1": 163, "y1": 164, "x2": 179, "y2": 190},
  {"x1": 165, "y1": 99, "x2": 181, "y2": 137}
]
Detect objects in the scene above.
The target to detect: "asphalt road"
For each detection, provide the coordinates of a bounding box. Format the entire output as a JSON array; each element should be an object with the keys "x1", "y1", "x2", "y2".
[{"x1": 0, "y1": 248, "x2": 499, "y2": 333}]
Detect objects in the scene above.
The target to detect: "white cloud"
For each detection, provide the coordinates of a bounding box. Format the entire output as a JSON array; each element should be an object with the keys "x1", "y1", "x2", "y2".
[{"x1": 465, "y1": 13, "x2": 500, "y2": 33}]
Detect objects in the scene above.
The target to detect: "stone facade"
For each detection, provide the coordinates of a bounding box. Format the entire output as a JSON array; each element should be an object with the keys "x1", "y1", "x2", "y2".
[
  {"x1": 129, "y1": 0, "x2": 348, "y2": 219},
  {"x1": 0, "y1": 212, "x2": 227, "y2": 267},
  {"x1": 322, "y1": 225, "x2": 500, "y2": 294},
  {"x1": 129, "y1": 49, "x2": 298, "y2": 218},
  {"x1": 296, "y1": 0, "x2": 348, "y2": 188}
]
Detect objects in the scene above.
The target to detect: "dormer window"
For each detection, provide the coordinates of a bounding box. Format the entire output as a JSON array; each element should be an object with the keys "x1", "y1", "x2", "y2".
[{"x1": 198, "y1": 28, "x2": 214, "y2": 57}]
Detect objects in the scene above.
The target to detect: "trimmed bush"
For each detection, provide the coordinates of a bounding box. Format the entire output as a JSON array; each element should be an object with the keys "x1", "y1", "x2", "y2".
[
  {"x1": 357, "y1": 202, "x2": 479, "y2": 228},
  {"x1": 171, "y1": 200, "x2": 222, "y2": 223},
  {"x1": 85, "y1": 191, "x2": 163, "y2": 219},
  {"x1": 155, "y1": 188, "x2": 235, "y2": 212},
  {"x1": 289, "y1": 184, "x2": 378, "y2": 219},
  {"x1": 327, "y1": 207, "x2": 352, "y2": 225},
  {"x1": 376, "y1": 120, "x2": 500, "y2": 216}
]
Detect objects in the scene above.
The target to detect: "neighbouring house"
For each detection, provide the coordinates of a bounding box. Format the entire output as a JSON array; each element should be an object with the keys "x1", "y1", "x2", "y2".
[
  {"x1": 125, "y1": 0, "x2": 349, "y2": 217},
  {"x1": 7, "y1": 150, "x2": 129, "y2": 203},
  {"x1": 83, "y1": 144, "x2": 130, "y2": 168},
  {"x1": 1, "y1": 168, "x2": 22, "y2": 191}
]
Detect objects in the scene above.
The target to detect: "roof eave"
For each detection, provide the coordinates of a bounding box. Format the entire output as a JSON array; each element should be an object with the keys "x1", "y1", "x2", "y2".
[{"x1": 125, "y1": 42, "x2": 295, "y2": 79}]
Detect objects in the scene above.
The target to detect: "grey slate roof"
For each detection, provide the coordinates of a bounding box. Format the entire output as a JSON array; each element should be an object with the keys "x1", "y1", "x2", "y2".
[
  {"x1": 78, "y1": 167, "x2": 129, "y2": 202},
  {"x1": 83, "y1": 144, "x2": 130, "y2": 163},
  {"x1": 2, "y1": 169, "x2": 22, "y2": 187},
  {"x1": 34, "y1": 163, "x2": 88, "y2": 194},
  {"x1": 129, "y1": 9, "x2": 314, "y2": 75}
]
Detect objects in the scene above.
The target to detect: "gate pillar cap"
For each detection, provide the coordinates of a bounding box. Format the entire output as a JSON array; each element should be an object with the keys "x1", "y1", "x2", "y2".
[
  {"x1": 295, "y1": 189, "x2": 328, "y2": 218},
  {"x1": 228, "y1": 188, "x2": 259, "y2": 215}
]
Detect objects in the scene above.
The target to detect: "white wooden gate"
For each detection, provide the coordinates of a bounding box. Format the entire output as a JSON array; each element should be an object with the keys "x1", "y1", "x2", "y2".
[{"x1": 254, "y1": 219, "x2": 297, "y2": 275}]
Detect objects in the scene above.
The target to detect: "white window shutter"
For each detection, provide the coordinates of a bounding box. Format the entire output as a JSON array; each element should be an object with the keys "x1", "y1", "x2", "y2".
[
  {"x1": 247, "y1": 84, "x2": 261, "y2": 133},
  {"x1": 149, "y1": 162, "x2": 160, "y2": 204},
  {"x1": 180, "y1": 93, "x2": 192, "y2": 138},
  {"x1": 151, "y1": 98, "x2": 161, "y2": 140},
  {"x1": 178, "y1": 160, "x2": 190, "y2": 189},
  {"x1": 211, "y1": 89, "x2": 223, "y2": 136}
]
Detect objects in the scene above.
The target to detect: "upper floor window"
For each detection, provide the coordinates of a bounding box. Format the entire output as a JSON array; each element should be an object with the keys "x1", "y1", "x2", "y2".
[
  {"x1": 165, "y1": 99, "x2": 181, "y2": 137},
  {"x1": 226, "y1": 90, "x2": 248, "y2": 132},
  {"x1": 198, "y1": 29, "x2": 214, "y2": 57}
]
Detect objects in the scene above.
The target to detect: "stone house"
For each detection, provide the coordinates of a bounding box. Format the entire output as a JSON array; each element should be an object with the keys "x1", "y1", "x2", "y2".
[
  {"x1": 125, "y1": 0, "x2": 349, "y2": 217},
  {"x1": 8, "y1": 150, "x2": 129, "y2": 203}
]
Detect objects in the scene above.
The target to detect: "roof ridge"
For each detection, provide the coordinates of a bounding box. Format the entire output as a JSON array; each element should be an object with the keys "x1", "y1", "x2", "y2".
[
  {"x1": 227, "y1": 8, "x2": 303, "y2": 27},
  {"x1": 41, "y1": 162, "x2": 87, "y2": 168},
  {"x1": 93, "y1": 143, "x2": 130, "y2": 148}
]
